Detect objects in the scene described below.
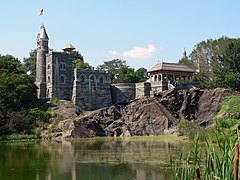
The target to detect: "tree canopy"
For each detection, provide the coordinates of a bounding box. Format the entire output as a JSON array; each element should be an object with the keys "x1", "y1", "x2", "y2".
[
  {"x1": 188, "y1": 37, "x2": 240, "y2": 88},
  {"x1": 97, "y1": 59, "x2": 148, "y2": 83},
  {"x1": 212, "y1": 42, "x2": 240, "y2": 91},
  {"x1": 23, "y1": 49, "x2": 36, "y2": 78},
  {"x1": 0, "y1": 54, "x2": 39, "y2": 135}
]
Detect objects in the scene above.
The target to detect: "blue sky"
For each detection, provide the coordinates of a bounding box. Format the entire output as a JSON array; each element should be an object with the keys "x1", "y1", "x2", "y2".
[{"x1": 0, "y1": 0, "x2": 239, "y2": 69}]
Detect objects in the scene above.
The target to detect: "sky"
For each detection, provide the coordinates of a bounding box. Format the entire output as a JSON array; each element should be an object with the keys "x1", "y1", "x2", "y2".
[{"x1": 0, "y1": 0, "x2": 240, "y2": 70}]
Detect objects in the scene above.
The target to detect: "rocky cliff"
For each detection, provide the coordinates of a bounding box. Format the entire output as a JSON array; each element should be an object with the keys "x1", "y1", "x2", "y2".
[{"x1": 41, "y1": 88, "x2": 240, "y2": 139}]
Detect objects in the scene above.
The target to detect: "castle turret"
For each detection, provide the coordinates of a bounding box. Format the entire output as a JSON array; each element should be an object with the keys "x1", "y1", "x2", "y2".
[
  {"x1": 36, "y1": 25, "x2": 49, "y2": 99},
  {"x1": 62, "y1": 43, "x2": 75, "y2": 53},
  {"x1": 182, "y1": 49, "x2": 187, "y2": 59}
]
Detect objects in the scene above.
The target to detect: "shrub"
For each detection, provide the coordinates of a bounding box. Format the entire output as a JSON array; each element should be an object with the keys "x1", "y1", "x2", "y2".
[{"x1": 28, "y1": 108, "x2": 51, "y2": 125}]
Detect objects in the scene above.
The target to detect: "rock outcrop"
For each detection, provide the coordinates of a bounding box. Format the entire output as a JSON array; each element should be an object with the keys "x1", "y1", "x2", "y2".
[{"x1": 42, "y1": 88, "x2": 240, "y2": 139}]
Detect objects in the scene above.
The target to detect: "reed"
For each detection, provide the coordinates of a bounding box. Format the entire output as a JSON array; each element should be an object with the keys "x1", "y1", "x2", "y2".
[{"x1": 170, "y1": 131, "x2": 239, "y2": 179}]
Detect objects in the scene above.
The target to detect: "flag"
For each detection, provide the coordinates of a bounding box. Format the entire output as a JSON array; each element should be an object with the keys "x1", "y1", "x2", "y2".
[{"x1": 38, "y1": 9, "x2": 43, "y2": 16}]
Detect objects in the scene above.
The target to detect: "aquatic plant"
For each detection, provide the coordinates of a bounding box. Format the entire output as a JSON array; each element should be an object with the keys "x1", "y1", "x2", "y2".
[{"x1": 170, "y1": 132, "x2": 239, "y2": 179}]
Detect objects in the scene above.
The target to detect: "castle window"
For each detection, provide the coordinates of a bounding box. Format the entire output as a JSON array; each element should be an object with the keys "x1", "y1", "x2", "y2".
[
  {"x1": 47, "y1": 64, "x2": 50, "y2": 70},
  {"x1": 89, "y1": 75, "x2": 96, "y2": 83},
  {"x1": 80, "y1": 75, "x2": 85, "y2": 83},
  {"x1": 99, "y1": 76, "x2": 104, "y2": 84},
  {"x1": 47, "y1": 89, "x2": 50, "y2": 98},
  {"x1": 60, "y1": 63, "x2": 66, "y2": 70},
  {"x1": 47, "y1": 76, "x2": 50, "y2": 84},
  {"x1": 60, "y1": 75, "x2": 66, "y2": 84}
]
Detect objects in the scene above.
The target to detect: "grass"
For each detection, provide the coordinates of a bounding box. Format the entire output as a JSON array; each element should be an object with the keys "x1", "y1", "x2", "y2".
[
  {"x1": 170, "y1": 131, "x2": 239, "y2": 179},
  {"x1": 219, "y1": 96, "x2": 240, "y2": 114},
  {"x1": 0, "y1": 134, "x2": 39, "y2": 141}
]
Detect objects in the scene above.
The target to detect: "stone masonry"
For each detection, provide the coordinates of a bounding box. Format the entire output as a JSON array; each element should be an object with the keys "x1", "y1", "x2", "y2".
[{"x1": 36, "y1": 25, "x2": 193, "y2": 110}]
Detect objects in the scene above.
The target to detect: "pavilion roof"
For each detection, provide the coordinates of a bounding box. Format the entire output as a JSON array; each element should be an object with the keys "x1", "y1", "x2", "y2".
[{"x1": 148, "y1": 62, "x2": 195, "y2": 73}]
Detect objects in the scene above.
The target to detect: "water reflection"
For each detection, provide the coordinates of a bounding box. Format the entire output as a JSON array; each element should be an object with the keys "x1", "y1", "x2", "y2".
[{"x1": 0, "y1": 138, "x2": 191, "y2": 180}]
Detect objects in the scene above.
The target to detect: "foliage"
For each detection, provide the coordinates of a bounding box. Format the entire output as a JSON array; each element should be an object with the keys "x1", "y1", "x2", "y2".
[
  {"x1": 0, "y1": 134, "x2": 38, "y2": 141},
  {"x1": 0, "y1": 54, "x2": 39, "y2": 136},
  {"x1": 28, "y1": 108, "x2": 51, "y2": 124},
  {"x1": 0, "y1": 73, "x2": 38, "y2": 111},
  {"x1": 72, "y1": 50, "x2": 84, "y2": 62},
  {"x1": 171, "y1": 133, "x2": 238, "y2": 180},
  {"x1": 212, "y1": 42, "x2": 240, "y2": 90},
  {"x1": 178, "y1": 57, "x2": 197, "y2": 70},
  {"x1": 179, "y1": 95, "x2": 240, "y2": 143},
  {"x1": 97, "y1": 59, "x2": 127, "y2": 80},
  {"x1": 74, "y1": 59, "x2": 93, "y2": 69},
  {"x1": 178, "y1": 120, "x2": 202, "y2": 140},
  {"x1": 23, "y1": 49, "x2": 36, "y2": 78},
  {"x1": 97, "y1": 59, "x2": 148, "y2": 83},
  {"x1": 135, "y1": 67, "x2": 148, "y2": 82},
  {"x1": 213, "y1": 95, "x2": 240, "y2": 139},
  {"x1": 189, "y1": 37, "x2": 240, "y2": 88},
  {"x1": 113, "y1": 66, "x2": 137, "y2": 83}
]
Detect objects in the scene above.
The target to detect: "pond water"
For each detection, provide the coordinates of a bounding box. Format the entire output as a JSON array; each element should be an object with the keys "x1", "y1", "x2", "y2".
[{"x1": 0, "y1": 137, "x2": 192, "y2": 180}]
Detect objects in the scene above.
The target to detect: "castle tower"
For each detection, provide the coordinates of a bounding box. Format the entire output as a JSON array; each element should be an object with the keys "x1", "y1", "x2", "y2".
[
  {"x1": 182, "y1": 49, "x2": 187, "y2": 59},
  {"x1": 36, "y1": 25, "x2": 49, "y2": 99},
  {"x1": 62, "y1": 43, "x2": 75, "y2": 53}
]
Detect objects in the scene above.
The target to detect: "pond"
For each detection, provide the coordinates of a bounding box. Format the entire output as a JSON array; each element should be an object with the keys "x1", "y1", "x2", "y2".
[{"x1": 0, "y1": 137, "x2": 192, "y2": 180}]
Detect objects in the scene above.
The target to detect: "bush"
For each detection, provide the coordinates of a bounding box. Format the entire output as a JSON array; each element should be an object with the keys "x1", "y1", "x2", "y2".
[{"x1": 28, "y1": 108, "x2": 51, "y2": 125}]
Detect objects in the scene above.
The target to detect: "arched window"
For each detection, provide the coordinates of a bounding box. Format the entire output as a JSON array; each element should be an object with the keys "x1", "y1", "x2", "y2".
[
  {"x1": 60, "y1": 75, "x2": 66, "y2": 84},
  {"x1": 47, "y1": 89, "x2": 50, "y2": 98},
  {"x1": 89, "y1": 75, "x2": 96, "y2": 83},
  {"x1": 60, "y1": 63, "x2": 66, "y2": 70},
  {"x1": 80, "y1": 75, "x2": 86, "y2": 83},
  {"x1": 99, "y1": 76, "x2": 104, "y2": 84},
  {"x1": 47, "y1": 64, "x2": 50, "y2": 70},
  {"x1": 47, "y1": 76, "x2": 51, "y2": 84}
]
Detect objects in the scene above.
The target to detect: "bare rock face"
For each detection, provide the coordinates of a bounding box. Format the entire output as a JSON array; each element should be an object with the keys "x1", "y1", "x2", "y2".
[
  {"x1": 196, "y1": 88, "x2": 240, "y2": 120},
  {"x1": 43, "y1": 88, "x2": 240, "y2": 139},
  {"x1": 50, "y1": 100, "x2": 83, "y2": 120},
  {"x1": 119, "y1": 98, "x2": 178, "y2": 136},
  {"x1": 156, "y1": 87, "x2": 240, "y2": 125}
]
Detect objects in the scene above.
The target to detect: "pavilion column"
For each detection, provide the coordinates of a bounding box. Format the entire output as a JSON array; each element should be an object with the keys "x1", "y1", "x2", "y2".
[
  {"x1": 173, "y1": 75, "x2": 176, "y2": 81},
  {"x1": 189, "y1": 76, "x2": 192, "y2": 82},
  {"x1": 173, "y1": 75, "x2": 176, "y2": 85},
  {"x1": 160, "y1": 74, "x2": 163, "y2": 81}
]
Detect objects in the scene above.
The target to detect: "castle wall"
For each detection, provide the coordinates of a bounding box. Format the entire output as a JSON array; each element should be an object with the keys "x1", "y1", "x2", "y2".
[
  {"x1": 46, "y1": 52, "x2": 74, "y2": 100},
  {"x1": 72, "y1": 69, "x2": 112, "y2": 110},
  {"x1": 150, "y1": 81, "x2": 169, "y2": 96},
  {"x1": 111, "y1": 83, "x2": 136, "y2": 104},
  {"x1": 135, "y1": 82, "x2": 151, "y2": 99}
]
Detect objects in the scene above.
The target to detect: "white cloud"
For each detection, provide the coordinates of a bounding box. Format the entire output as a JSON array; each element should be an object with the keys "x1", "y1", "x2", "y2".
[{"x1": 109, "y1": 44, "x2": 158, "y2": 60}]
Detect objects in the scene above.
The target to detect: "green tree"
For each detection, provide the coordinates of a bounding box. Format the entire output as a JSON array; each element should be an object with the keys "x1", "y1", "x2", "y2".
[
  {"x1": 23, "y1": 49, "x2": 37, "y2": 78},
  {"x1": 97, "y1": 59, "x2": 128, "y2": 81},
  {"x1": 0, "y1": 73, "x2": 38, "y2": 111},
  {"x1": 0, "y1": 54, "x2": 24, "y2": 73},
  {"x1": 190, "y1": 37, "x2": 240, "y2": 88},
  {"x1": 72, "y1": 50, "x2": 84, "y2": 62},
  {"x1": 178, "y1": 57, "x2": 197, "y2": 70},
  {"x1": 97, "y1": 59, "x2": 149, "y2": 83},
  {"x1": 74, "y1": 59, "x2": 93, "y2": 69},
  {"x1": 212, "y1": 42, "x2": 240, "y2": 90},
  {"x1": 135, "y1": 67, "x2": 148, "y2": 82},
  {"x1": 113, "y1": 66, "x2": 137, "y2": 83},
  {"x1": 0, "y1": 54, "x2": 38, "y2": 135}
]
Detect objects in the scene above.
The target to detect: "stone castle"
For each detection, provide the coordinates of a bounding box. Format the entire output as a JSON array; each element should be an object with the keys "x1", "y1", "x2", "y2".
[{"x1": 35, "y1": 25, "x2": 197, "y2": 110}]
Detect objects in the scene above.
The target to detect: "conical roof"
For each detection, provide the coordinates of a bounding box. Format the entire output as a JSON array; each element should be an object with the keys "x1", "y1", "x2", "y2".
[
  {"x1": 62, "y1": 43, "x2": 75, "y2": 52},
  {"x1": 39, "y1": 25, "x2": 49, "y2": 40}
]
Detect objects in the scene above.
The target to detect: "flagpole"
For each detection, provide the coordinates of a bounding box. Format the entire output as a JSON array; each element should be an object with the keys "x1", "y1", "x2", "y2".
[
  {"x1": 43, "y1": 11, "x2": 44, "y2": 26},
  {"x1": 42, "y1": 7, "x2": 44, "y2": 26}
]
